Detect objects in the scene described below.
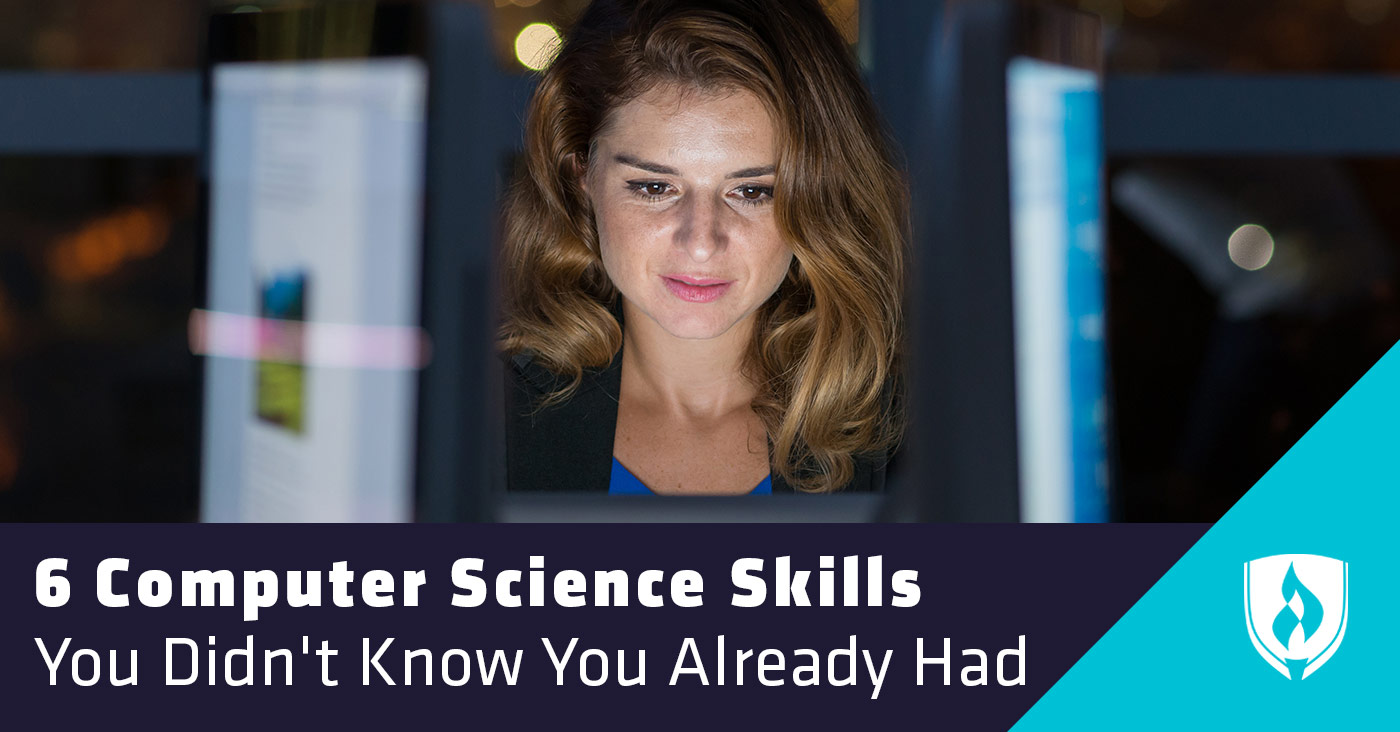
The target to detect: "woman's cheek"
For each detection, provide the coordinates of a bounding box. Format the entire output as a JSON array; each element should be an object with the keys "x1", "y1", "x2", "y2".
[
  {"x1": 766, "y1": 251, "x2": 795, "y2": 297},
  {"x1": 619, "y1": 210, "x2": 668, "y2": 265},
  {"x1": 597, "y1": 205, "x2": 651, "y2": 288}
]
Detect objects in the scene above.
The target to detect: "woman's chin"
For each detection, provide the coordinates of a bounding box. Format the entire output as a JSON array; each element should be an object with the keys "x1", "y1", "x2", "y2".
[
  {"x1": 659, "y1": 322, "x2": 734, "y2": 341},
  {"x1": 648, "y1": 309, "x2": 744, "y2": 341}
]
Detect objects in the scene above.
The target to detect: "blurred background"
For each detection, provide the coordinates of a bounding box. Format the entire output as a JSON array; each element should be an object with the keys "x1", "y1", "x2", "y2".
[{"x1": 1, "y1": 0, "x2": 1398, "y2": 520}]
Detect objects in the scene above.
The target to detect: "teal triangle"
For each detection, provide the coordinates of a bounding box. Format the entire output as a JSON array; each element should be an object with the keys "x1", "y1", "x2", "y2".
[{"x1": 1013, "y1": 339, "x2": 1400, "y2": 729}]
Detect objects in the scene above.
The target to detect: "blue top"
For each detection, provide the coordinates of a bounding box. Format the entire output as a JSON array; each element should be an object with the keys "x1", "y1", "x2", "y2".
[{"x1": 609, "y1": 457, "x2": 772, "y2": 495}]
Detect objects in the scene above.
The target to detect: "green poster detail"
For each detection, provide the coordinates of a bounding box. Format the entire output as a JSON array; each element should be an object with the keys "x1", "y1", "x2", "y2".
[{"x1": 1013, "y1": 340, "x2": 1400, "y2": 730}]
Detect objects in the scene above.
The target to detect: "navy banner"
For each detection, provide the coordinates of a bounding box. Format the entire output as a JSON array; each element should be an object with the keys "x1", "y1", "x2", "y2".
[{"x1": 0, "y1": 524, "x2": 1204, "y2": 730}]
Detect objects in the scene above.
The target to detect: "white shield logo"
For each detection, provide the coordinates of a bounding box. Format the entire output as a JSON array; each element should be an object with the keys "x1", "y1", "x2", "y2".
[{"x1": 1243, "y1": 554, "x2": 1348, "y2": 680}]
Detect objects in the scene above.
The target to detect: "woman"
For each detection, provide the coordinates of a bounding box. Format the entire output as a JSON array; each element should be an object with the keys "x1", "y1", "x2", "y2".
[{"x1": 500, "y1": 0, "x2": 906, "y2": 494}]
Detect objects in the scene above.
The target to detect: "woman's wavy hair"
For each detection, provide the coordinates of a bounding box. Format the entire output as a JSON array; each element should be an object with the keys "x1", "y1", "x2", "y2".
[{"x1": 499, "y1": 0, "x2": 907, "y2": 492}]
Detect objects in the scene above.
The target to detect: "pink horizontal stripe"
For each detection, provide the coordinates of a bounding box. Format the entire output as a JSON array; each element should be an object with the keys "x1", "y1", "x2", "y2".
[{"x1": 188, "y1": 309, "x2": 432, "y2": 369}]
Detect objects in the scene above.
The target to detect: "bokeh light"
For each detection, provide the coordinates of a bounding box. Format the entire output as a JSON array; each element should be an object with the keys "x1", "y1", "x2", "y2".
[
  {"x1": 47, "y1": 206, "x2": 172, "y2": 283},
  {"x1": 1228, "y1": 224, "x2": 1275, "y2": 271},
  {"x1": 514, "y1": 22, "x2": 561, "y2": 71}
]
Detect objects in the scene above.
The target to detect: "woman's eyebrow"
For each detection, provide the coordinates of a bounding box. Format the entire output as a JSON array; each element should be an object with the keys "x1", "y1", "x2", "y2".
[
  {"x1": 614, "y1": 154, "x2": 678, "y2": 175},
  {"x1": 727, "y1": 165, "x2": 775, "y2": 178},
  {"x1": 614, "y1": 154, "x2": 775, "y2": 180}
]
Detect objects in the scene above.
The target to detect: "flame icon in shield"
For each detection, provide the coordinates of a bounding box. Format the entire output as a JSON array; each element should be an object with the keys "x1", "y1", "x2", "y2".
[{"x1": 1244, "y1": 554, "x2": 1348, "y2": 680}]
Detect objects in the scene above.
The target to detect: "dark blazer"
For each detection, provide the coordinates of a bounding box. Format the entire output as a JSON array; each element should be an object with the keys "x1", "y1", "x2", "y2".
[{"x1": 503, "y1": 348, "x2": 888, "y2": 493}]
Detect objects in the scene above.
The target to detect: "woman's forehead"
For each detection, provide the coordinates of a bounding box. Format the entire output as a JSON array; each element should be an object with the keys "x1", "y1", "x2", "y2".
[{"x1": 594, "y1": 85, "x2": 777, "y2": 172}]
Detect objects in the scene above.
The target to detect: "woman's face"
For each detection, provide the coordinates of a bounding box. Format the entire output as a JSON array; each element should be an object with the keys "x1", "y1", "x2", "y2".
[{"x1": 585, "y1": 84, "x2": 793, "y2": 341}]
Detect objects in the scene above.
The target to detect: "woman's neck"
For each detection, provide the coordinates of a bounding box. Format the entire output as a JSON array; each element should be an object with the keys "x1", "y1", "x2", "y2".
[{"x1": 619, "y1": 299, "x2": 757, "y2": 418}]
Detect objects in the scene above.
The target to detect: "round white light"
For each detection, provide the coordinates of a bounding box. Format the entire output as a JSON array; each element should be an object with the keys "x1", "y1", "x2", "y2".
[
  {"x1": 1228, "y1": 224, "x2": 1275, "y2": 271},
  {"x1": 514, "y1": 23, "x2": 561, "y2": 71}
]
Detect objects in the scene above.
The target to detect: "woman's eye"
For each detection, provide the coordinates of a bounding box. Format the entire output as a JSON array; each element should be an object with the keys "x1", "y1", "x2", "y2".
[
  {"x1": 732, "y1": 185, "x2": 774, "y2": 205},
  {"x1": 628, "y1": 181, "x2": 673, "y2": 199}
]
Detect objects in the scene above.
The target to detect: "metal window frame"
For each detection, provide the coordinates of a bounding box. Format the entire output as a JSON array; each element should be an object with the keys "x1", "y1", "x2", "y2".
[
  {"x1": 4, "y1": 71, "x2": 1400, "y2": 156},
  {"x1": 0, "y1": 72, "x2": 200, "y2": 155}
]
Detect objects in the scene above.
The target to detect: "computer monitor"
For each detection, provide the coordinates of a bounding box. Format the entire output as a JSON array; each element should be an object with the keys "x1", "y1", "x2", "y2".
[
  {"x1": 198, "y1": 1, "x2": 501, "y2": 522},
  {"x1": 903, "y1": 0, "x2": 1109, "y2": 522}
]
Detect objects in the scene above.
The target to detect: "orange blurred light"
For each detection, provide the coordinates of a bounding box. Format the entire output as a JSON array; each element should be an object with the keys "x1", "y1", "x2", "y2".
[
  {"x1": 75, "y1": 227, "x2": 123, "y2": 278},
  {"x1": 47, "y1": 205, "x2": 172, "y2": 283}
]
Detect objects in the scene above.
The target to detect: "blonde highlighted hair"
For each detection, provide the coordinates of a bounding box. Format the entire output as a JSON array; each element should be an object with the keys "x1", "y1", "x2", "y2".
[{"x1": 500, "y1": 0, "x2": 907, "y2": 492}]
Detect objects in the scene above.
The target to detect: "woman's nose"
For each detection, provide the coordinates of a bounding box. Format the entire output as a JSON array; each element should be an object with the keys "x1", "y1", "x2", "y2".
[{"x1": 673, "y1": 193, "x2": 729, "y2": 262}]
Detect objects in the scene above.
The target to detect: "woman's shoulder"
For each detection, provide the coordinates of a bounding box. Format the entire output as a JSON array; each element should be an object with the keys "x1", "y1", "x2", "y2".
[
  {"x1": 501, "y1": 348, "x2": 622, "y2": 402},
  {"x1": 502, "y1": 349, "x2": 566, "y2": 398},
  {"x1": 844, "y1": 449, "x2": 895, "y2": 493},
  {"x1": 502, "y1": 348, "x2": 622, "y2": 493}
]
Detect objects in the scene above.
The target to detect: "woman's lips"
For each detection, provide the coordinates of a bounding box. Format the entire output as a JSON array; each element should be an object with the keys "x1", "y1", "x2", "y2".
[{"x1": 662, "y1": 275, "x2": 732, "y2": 303}]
